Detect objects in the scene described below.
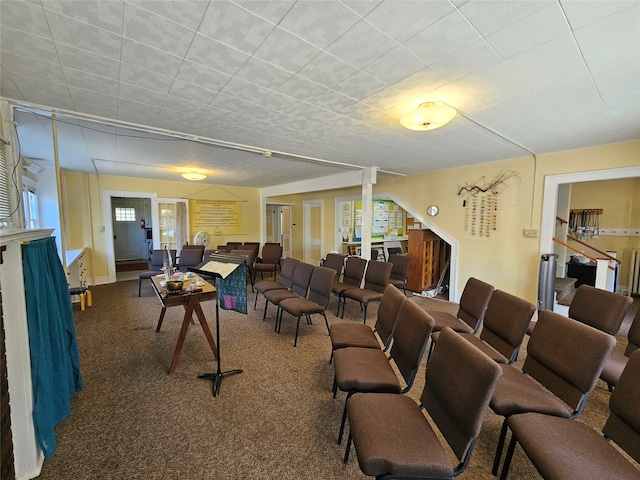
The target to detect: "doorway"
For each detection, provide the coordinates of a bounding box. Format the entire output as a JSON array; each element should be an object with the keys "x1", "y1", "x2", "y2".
[
  {"x1": 303, "y1": 199, "x2": 323, "y2": 265},
  {"x1": 266, "y1": 204, "x2": 292, "y2": 259},
  {"x1": 111, "y1": 197, "x2": 149, "y2": 263}
]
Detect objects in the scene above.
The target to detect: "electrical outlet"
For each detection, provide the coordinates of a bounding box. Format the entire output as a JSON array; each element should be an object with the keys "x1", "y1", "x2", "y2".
[{"x1": 523, "y1": 229, "x2": 539, "y2": 238}]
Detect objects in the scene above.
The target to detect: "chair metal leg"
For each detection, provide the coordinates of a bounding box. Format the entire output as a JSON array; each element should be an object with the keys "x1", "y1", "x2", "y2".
[
  {"x1": 338, "y1": 397, "x2": 350, "y2": 444},
  {"x1": 322, "y1": 312, "x2": 330, "y2": 335},
  {"x1": 362, "y1": 303, "x2": 368, "y2": 324},
  {"x1": 343, "y1": 433, "x2": 353, "y2": 463},
  {"x1": 263, "y1": 301, "x2": 269, "y2": 321},
  {"x1": 332, "y1": 376, "x2": 338, "y2": 397},
  {"x1": 254, "y1": 292, "x2": 259, "y2": 309},
  {"x1": 138, "y1": 279, "x2": 142, "y2": 296},
  {"x1": 499, "y1": 435, "x2": 518, "y2": 480},
  {"x1": 294, "y1": 315, "x2": 301, "y2": 347},
  {"x1": 329, "y1": 349, "x2": 334, "y2": 364},
  {"x1": 493, "y1": 419, "x2": 509, "y2": 475}
]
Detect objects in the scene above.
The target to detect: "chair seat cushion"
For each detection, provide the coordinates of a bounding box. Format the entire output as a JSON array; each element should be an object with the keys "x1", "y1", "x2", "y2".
[
  {"x1": 429, "y1": 311, "x2": 474, "y2": 334},
  {"x1": 332, "y1": 281, "x2": 357, "y2": 295},
  {"x1": 490, "y1": 365, "x2": 572, "y2": 418},
  {"x1": 264, "y1": 289, "x2": 299, "y2": 304},
  {"x1": 431, "y1": 330, "x2": 509, "y2": 363},
  {"x1": 342, "y1": 288, "x2": 384, "y2": 304},
  {"x1": 600, "y1": 352, "x2": 628, "y2": 387},
  {"x1": 508, "y1": 412, "x2": 640, "y2": 480},
  {"x1": 334, "y1": 348, "x2": 401, "y2": 393},
  {"x1": 139, "y1": 270, "x2": 161, "y2": 280},
  {"x1": 330, "y1": 323, "x2": 380, "y2": 350},
  {"x1": 255, "y1": 281, "x2": 287, "y2": 295},
  {"x1": 347, "y1": 392, "x2": 454, "y2": 478},
  {"x1": 279, "y1": 297, "x2": 323, "y2": 317}
]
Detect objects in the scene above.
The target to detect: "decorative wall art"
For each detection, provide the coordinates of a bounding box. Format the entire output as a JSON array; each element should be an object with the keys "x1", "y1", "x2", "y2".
[{"x1": 457, "y1": 169, "x2": 520, "y2": 237}]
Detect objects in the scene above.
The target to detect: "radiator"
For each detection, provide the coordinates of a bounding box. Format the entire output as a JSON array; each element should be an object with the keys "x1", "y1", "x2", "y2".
[{"x1": 630, "y1": 249, "x2": 640, "y2": 295}]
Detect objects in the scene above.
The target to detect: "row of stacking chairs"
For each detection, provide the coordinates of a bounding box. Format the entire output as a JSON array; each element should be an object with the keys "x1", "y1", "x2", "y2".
[{"x1": 137, "y1": 246, "x2": 205, "y2": 296}]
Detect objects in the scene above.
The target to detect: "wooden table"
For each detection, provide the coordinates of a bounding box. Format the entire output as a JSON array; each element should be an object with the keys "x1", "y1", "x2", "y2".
[{"x1": 150, "y1": 274, "x2": 218, "y2": 374}]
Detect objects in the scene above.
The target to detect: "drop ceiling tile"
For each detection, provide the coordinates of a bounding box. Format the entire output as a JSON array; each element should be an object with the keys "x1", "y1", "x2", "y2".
[
  {"x1": 162, "y1": 95, "x2": 206, "y2": 116},
  {"x1": 127, "y1": 0, "x2": 209, "y2": 30},
  {"x1": 276, "y1": 75, "x2": 328, "y2": 101},
  {"x1": 0, "y1": 69, "x2": 24, "y2": 100},
  {"x1": 119, "y1": 83, "x2": 168, "y2": 107},
  {"x1": 485, "y1": 3, "x2": 570, "y2": 59},
  {"x1": 45, "y1": 10, "x2": 122, "y2": 60},
  {"x1": 168, "y1": 78, "x2": 219, "y2": 105},
  {"x1": 429, "y1": 40, "x2": 503, "y2": 83},
  {"x1": 253, "y1": 26, "x2": 323, "y2": 73},
  {"x1": 340, "y1": 102, "x2": 383, "y2": 121},
  {"x1": 62, "y1": 67, "x2": 120, "y2": 97},
  {"x1": 69, "y1": 86, "x2": 118, "y2": 111},
  {"x1": 332, "y1": 70, "x2": 388, "y2": 101},
  {"x1": 1, "y1": 1, "x2": 52, "y2": 37},
  {"x1": 234, "y1": 57, "x2": 291, "y2": 90},
  {"x1": 455, "y1": 62, "x2": 532, "y2": 105},
  {"x1": 121, "y1": 38, "x2": 183, "y2": 76},
  {"x1": 43, "y1": 0, "x2": 125, "y2": 34},
  {"x1": 199, "y1": 1, "x2": 276, "y2": 55},
  {"x1": 220, "y1": 77, "x2": 272, "y2": 103},
  {"x1": 6, "y1": 72, "x2": 74, "y2": 110},
  {"x1": 240, "y1": 103, "x2": 288, "y2": 124},
  {"x1": 208, "y1": 92, "x2": 254, "y2": 114},
  {"x1": 234, "y1": 1, "x2": 296, "y2": 25},
  {"x1": 198, "y1": 105, "x2": 241, "y2": 124},
  {"x1": 362, "y1": 46, "x2": 424, "y2": 85},
  {"x1": 123, "y1": 2, "x2": 196, "y2": 57},
  {"x1": 258, "y1": 92, "x2": 307, "y2": 116},
  {"x1": 119, "y1": 63, "x2": 175, "y2": 93},
  {"x1": 117, "y1": 109, "x2": 160, "y2": 126},
  {"x1": 0, "y1": 28, "x2": 58, "y2": 63},
  {"x1": 153, "y1": 109, "x2": 199, "y2": 129},
  {"x1": 560, "y1": 0, "x2": 636, "y2": 30},
  {"x1": 326, "y1": 18, "x2": 398, "y2": 69},
  {"x1": 458, "y1": 1, "x2": 553, "y2": 37},
  {"x1": 72, "y1": 102, "x2": 119, "y2": 119},
  {"x1": 310, "y1": 90, "x2": 356, "y2": 111},
  {"x1": 173, "y1": 61, "x2": 231, "y2": 93},
  {"x1": 278, "y1": 1, "x2": 360, "y2": 49},
  {"x1": 185, "y1": 33, "x2": 250, "y2": 76},
  {"x1": 364, "y1": 0, "x2": 455, "y2": 43},
  {"x1": 402, "y1": 10, "x2": 482, "y2": 65},
  {"x1": 296, "y1": 51, "x2": 360, "y2": 88},
  {"x1": 1, "y1": 52, "x2": 65, "y2": 84}
]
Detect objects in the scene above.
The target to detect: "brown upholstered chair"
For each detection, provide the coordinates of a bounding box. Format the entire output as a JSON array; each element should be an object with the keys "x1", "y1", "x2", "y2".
[
  {"x1": 600, "y1": 307, "x2": 640, "y2": 391},
  {"x1": 253, "y1": 257, "x2": 298, "y2": 309},
  {"x1": 177, "y1": 245, "x2": 204, "y2": 272},
  {"x1": 277, "y1": 266, "x2": 335, "y2": 347},
  {"x1": 333, "y1": 299, "x2": 435, "y2": 443},
  {"x1": 331, "y1": 256, "x2": 367, "y2": 315},
  {"x1": 340, "y1": 260, "x2": 393, "y2": 323},
  {"x1": 322, "y1": 253, "x2": 345, "y2": 282},
  {"x1": 242, "y1": 241, "x2": 260, "y2": 258},
  {"x1": 262, "y1": 261, "x2": 313, "y2": 322},
  {"x1": 430, "y1": 289, "x2": 535, "y2": 364},
  {"x1": 253, "y1": 244, "x2": 282, "y2": 282},
  {"x1": 489, "y1": 309, "x2": 616, "y2": 476},
  {"x1": 329, "y1": 284, "x2": 406, "y2": 363},
  {"x1": 499, "y1": 349, "x2": 640, "y2": 480},
  {"x1": 387, "y1": 253, "x2": 410, "y2": 295},
  {"x1": 428, "y1": 276, "x2": 494, "y2": 336},
  {"x1": 343, "y1": 328, "x2": 502, "y2": 478},
  {"x1": 138, "y1": 249, "x2": 176, "y2": 296}
]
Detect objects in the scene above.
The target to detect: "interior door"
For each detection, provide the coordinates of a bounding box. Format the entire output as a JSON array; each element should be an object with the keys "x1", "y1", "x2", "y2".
[
  {"x1": 280, "y1": 205, "x2": 291, "y2": 259},
  {"x1": 151, "y1": 198, "x2": 189, "y2": 251},
  {"x1": 303, "y1": 200, "x2": 322, "y2": 265},
  {"x1": 111, "y1": 197, "x2": 147, "y2": 261}
]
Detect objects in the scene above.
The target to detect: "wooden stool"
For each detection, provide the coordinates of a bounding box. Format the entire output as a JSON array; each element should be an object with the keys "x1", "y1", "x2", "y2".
[{"x1": 69, "y1": 287, "x2": 92, "y2": 311}]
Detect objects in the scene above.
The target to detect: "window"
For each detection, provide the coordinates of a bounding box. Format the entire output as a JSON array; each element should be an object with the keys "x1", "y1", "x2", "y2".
[
  {"x1": 114, "y1": 207, "x2": 136, "y2": 222},
  {"x1": 22, "y1": 181, "x2": 39, "y2": 229},
  {"x1": 0, "y1": 140, "x2": 10, "y2": 226}
]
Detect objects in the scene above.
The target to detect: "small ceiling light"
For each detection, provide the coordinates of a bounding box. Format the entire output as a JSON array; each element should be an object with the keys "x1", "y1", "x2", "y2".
[
  {"x1": 399, "y1": 102, "x2": 457, "y2": 131},
  {"x1": 263, "y1": 151, "x2": 272, "y2": 158},
  {"x1": 182, "y1": 172, "x2": 207, "y2": 181}
]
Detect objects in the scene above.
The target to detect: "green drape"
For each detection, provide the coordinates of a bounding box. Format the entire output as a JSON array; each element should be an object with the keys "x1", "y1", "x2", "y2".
[{"x1": 22, "y1": 237, "x2": 82, "y2": 459}]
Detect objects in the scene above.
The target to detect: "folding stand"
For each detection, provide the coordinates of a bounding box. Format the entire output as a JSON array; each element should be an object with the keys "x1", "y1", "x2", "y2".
[{"x1": 189, "y1": 252, "x2": 247, "y2": 397}]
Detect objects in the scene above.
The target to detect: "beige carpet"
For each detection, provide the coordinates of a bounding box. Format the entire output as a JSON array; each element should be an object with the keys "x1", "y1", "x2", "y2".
[{"x1": 37, "y1": 281, "x2": 638, "y2": 479}]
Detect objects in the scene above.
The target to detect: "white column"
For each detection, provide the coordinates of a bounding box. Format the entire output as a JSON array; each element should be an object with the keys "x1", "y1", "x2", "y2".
[{"x1": 360, "y1": 167, "x2": 377, "y2": 260}]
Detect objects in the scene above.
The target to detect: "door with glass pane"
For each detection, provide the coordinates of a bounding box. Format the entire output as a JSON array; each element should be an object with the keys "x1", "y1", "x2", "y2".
[{"x1": 152, "y1": 198, "x2": 189, "y2": 251}]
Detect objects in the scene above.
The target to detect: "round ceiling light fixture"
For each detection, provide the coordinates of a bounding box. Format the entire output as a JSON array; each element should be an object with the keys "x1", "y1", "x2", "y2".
[
  {"x1": 399, "y1": 102, "x2": 457, "y2": 131},
  {"x1": 181, "y1": 171, "x2": 207, "y2": 181}
]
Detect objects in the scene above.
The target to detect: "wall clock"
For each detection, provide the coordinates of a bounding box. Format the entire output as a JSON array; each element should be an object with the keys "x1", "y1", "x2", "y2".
[{"x1": 427, "y1": 205, "x2": 439, "y2": 216}]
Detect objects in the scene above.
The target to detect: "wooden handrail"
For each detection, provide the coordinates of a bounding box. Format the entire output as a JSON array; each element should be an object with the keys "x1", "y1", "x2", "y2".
[
  {"x1": 552, "y1": 237, "x2": 615, "y2": 271},
  {"x1": 556, "y1": 216, "x2": 568, "y2": 225},
  {"x1": 566, "y1": 235, "x2": 621, "y2": 264}
]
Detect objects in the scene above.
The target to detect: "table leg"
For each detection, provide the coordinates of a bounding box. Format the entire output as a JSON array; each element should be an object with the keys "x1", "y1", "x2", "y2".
[
  {"x1": 168, "y1": 298, "x2": 196, "y2": 374},
  {"x1": 193, "y1": 301, "x2": 218, "y2": 360},
  {"x1": 156, "y1": 307, "x2": 167, "y2": 332}
]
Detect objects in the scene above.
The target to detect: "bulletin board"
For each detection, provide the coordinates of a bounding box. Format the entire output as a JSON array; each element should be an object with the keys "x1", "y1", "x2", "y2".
[
  {"x1": 352, "y1": 200, "x2": 405, "y2": 240},
  {"x1": 189, "y1": 199, "x2": 243, "y2": 235}
]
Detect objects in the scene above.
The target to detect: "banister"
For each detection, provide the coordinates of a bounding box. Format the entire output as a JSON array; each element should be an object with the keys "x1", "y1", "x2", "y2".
[
  {"x1": 566, "y1": 235, "x2": 621, "y2": 264},
  {"x1": 556, "y1": 216, "x2": 568, "y2": 225},
  {"x1": 552, "y1": 237, "x2": 615, "y2": 271}
]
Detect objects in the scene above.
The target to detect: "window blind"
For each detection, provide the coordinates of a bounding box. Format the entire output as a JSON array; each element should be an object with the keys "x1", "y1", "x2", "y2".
[{"x1": 0, "y1": 140, "x2": 11, "y2": 224}]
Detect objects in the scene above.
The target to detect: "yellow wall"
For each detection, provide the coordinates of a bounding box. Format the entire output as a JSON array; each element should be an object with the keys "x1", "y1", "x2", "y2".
[
  {"x1": 268, "y1": 141, "x2": 639, "y2": 303},
  {"x1": 570, "y1": 177, "x2": 640, "y2": 282},
  {"x1": 64, "y1": 172, "x2": 261, "y2": 282}
]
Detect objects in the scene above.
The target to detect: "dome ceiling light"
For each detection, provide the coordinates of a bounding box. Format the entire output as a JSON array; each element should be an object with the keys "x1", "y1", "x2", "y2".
[{"x1": 399, "y1": 102, "x2": 457, "y2": 131}]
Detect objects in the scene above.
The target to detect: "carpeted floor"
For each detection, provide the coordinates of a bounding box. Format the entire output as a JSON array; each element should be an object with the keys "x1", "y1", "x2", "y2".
[{"x1": 38, "y1": 280, "x2": 639, "y2": 479}]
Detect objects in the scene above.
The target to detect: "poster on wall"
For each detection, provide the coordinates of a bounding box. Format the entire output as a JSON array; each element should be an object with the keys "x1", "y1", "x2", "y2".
[{"x1": 189, "y1": 199, "x2": 243, "y2": 235}]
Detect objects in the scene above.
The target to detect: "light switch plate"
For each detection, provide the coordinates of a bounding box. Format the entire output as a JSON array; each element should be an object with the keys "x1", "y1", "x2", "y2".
[{"x1": 523, "y1": 229, "x2": 539, "y2": 238}]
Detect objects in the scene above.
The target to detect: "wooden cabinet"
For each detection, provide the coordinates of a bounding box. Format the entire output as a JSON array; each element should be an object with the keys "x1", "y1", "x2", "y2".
[{"x1": 407, "y1": 229, "x2": 449, "y2": 293}]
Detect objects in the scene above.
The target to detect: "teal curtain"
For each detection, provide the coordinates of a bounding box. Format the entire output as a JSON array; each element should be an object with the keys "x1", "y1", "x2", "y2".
[{"x1": 22, "y1": 237, "x2": 82, "y2": 459}]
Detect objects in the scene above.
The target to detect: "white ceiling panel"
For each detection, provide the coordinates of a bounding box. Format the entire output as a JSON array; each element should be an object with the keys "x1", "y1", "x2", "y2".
[{"x1": 1, "y1": 0, "x2": 637, "y2": 188}]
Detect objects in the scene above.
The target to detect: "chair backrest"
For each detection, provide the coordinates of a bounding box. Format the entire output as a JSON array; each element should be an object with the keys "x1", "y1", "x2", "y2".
[
  {"x1": 260, "y1": 244, "x2": 283, "y2": 264},
  {"x1": 388, "y1": 299, "x2": 435, "y2": 388},
  {"x1": 625, "y1": 308, "x2": 640, "y2": 356},
  {"x1": 279, "y1": 257, "x2": 299, "y2": 288},
  {"x1": 568, "y1": 284, "x2": 633, "y2": 336},
  {"x1": 150, "y1": 249, "x2": 176, "y2": 269},
  {"x1": 457, "y1": 277, "x2": 495, "y2": 333},
  {"x1": 226, "y1": 242, "x2": 242, "y2": 251},
  {"x1": 362, "y1": 260, "x2": 393, "y2": 294},
  {"x1": 603, "y1": 349, "x2": 640, "y2": 463},
  {"x1": 374, "y1": 284, "x2": 407, "y2": 346},
  {"x1": 524, "y1": 310, "x2": 615, "y2": 415},
  {"x1": 342, "y1": 256, "x2": 368, "y2": 288},
  {"x1": 421, "y1": 328, "x2": 502, "y2": 464},
  {"x1": 289, "y1": 262, "x2": 314, "y2": 297},
  {"x1": 230, "y1": 249, "x2": 257, "y2": 271},
  {"x1": 242, "y1": 242, "x2": 260, "y2": 256},
  {"x1": 387, "y1": 246, "x2": 403, "y2": 256},
  {"x1": 178, "y1": 246, "x2": 204, "y2": 268},
  {"x1": 479, "y1": 290, "x2": 535, "y2": 363},
  {"x1": 388, "y1": 254, "x2": 410, "y2": 283},
  {"x1": 307, "y1": 266, "x2": 337, "y2": 307},
  {"x1": 323, "y1": 253, "x2": 345, "y2": 281},
  {"x1": 203, "y1": 249, "x2": 216, "y2": 259}
]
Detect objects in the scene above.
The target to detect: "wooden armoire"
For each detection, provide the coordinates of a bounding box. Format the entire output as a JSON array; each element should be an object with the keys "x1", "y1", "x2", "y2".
[{"x1": 406, "y1": 229, "x2": 450, "y2": 293}]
